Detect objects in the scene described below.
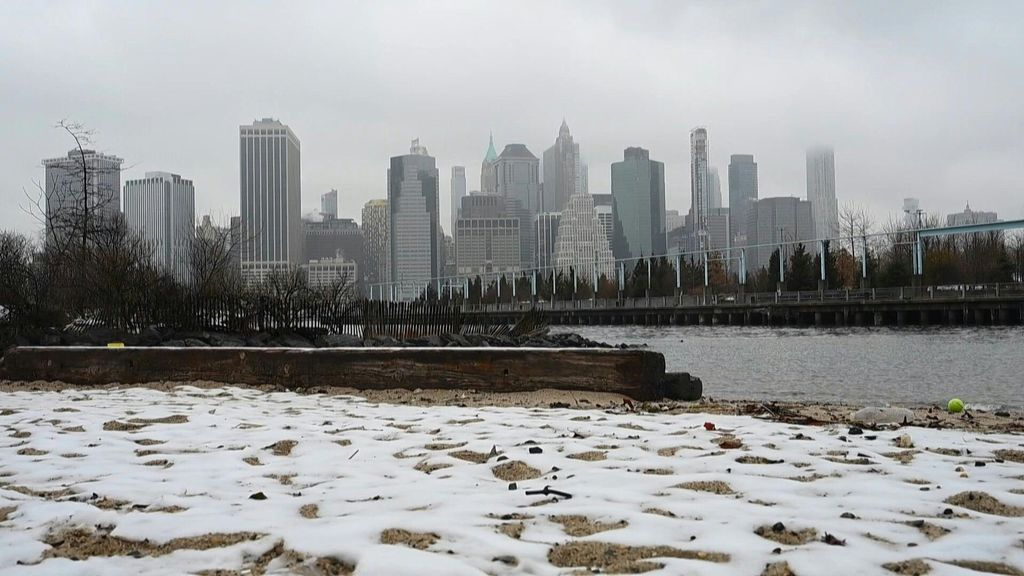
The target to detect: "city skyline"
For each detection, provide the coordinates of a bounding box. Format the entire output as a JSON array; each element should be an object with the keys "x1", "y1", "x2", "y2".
[{"x1": 2, "y1": 2, "x2": 1022, "y2": 238}]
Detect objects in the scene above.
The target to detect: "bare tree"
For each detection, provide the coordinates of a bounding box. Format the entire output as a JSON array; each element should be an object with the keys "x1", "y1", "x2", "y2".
[
  {"x1": 838, "y1": 202, "x2": 875, "y2": 257},
  {"x1": 23, "y1": 121, "x2": 124, "y2": 259},
  {"x1": 190, "y1": 217, "x2": 243, "y2": 298}
]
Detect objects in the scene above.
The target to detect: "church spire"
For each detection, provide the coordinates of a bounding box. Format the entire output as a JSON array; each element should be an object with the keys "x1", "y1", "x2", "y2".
[{"x1": 484, "y1": 131, "x2": 498, "y2": 163}]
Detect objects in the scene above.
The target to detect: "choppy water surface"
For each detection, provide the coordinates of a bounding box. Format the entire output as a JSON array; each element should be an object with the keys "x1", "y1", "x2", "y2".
[{"x1": 560, "y1": 326, "x2": 1024, "y2": 407}]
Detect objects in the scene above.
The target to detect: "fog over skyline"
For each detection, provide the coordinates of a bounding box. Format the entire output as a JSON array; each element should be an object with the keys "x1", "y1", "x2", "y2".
[{"x1": 2, "y1": 0, "x2": 1021, "y2": 237}]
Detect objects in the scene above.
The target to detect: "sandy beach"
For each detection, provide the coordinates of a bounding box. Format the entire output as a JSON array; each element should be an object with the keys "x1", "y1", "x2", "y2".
[{"x1": 1, "y1": 383, "x2": 1022, "y2": 575}]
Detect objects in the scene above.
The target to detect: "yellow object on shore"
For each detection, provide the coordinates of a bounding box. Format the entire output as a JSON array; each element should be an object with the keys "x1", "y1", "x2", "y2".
[
  {"x1": 947, "y1": 398, "x2": 964, "y2": 413},
  {"x1": 107, "y1": 342, "x2": 124, "y2": 349}
]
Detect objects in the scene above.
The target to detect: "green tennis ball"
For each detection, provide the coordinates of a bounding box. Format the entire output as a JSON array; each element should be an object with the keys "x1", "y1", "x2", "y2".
[{"x1": 947, "y1": 398, "x2": 965, "y2": 413}]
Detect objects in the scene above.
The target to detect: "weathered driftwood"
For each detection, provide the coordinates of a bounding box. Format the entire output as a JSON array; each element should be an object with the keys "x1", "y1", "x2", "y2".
[{"x1": 0, "y1": 346, "x2": 673, "y2": 400}]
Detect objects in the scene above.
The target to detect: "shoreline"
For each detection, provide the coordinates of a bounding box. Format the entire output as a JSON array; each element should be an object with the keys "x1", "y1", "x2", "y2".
[{"x1": 3, "y1": 379, "x2": 1022, "y2": 434}]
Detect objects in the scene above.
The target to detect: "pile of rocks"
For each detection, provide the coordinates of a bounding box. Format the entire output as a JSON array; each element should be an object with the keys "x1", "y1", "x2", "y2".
[{"x1": 10, "y1": 326, "x2": 623, "y2": 350}]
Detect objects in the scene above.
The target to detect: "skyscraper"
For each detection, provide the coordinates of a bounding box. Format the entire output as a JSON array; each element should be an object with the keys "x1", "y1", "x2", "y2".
[
  {"x1": 388, "y1": 139, "x2": 440, "y2": 299},
  {"x1": 610, "y1": 147, "x2": 667, "y2": 259},
  {"x1": 493, "y1": 144, "x2": 540, "y2": 266},
  {"x1": 480, "y1": 133, "x2": 498, "y2": 195},
  {"x1": 746, "y1": 197, "x2": 815, "y2": 272},
  {"x1": 493, "y1": 144, "x2": 541, "y2": 215},
  {"x1": 689, "y1": 127, "x2": 710, "y2": 251},
  {"x1": 728, "y1": 154, "x2": 758, "y2": 248},
  {"x1": 591, "y1": 193, "x2": 614, "y2": 247},
  {"x1": 450, "y1": 166, "x2": 466, "y2": 234},
  {"x1": 709, "y1": 167, "x2": 722, "y2": 209},
  {"x1": 123, "y1": 171, "x2": 195, "y2": 283},
  {"x1": 542, "y1": 120, "x2": 583, "y2": 213},
  {"x1": 535, "y1": 212, "x2": 562, "y2": 271},
  {"x1": 43, "y1": 148, "x2": 124, "y2": 248},
  {"x1": 806, "y1": 146, "x2": 839, "y2": 241},
  {"x1": 553, "y1": 192, "x2": 614, "y2": 279},
  {"x1": 321, "y1": 189, "x2": 338, "y2": 220},
  {"x1": 361, "y1": 199, "x2": 389, "y2": 286},
  {"x1": 454, "y1": 195, "x2": 522, "y2": 277},
  {"x1": 239, "y1": 118, "x2": 302, "y2": 282}
]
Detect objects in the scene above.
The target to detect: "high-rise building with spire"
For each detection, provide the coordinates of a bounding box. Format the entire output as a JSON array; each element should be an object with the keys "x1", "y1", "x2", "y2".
[
  {"x1": 480, "y1": 133, "x2": 498, "y2": 195},
  {"x1": 542, "y1": 119, "x2": 583, "y2": 213},
  {"x1": 689, "y1": 127, "x2": 710, "y2": 251}
]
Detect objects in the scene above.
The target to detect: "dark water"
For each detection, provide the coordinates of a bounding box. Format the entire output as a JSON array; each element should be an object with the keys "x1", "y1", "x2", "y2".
[{"x1": 560, "y1": 325, "x2": 1024, "y2": 408}]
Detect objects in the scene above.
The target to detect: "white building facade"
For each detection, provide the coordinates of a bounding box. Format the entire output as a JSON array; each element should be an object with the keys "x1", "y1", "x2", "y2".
[
  {"x1": 305, "y1": 256, "x2": 357, "y2": 287},
  {"x1": 553, "y1": 192, "x2": 615, "y2": 279},
  {"x1": 123, "y1": 171, "x2": 196, "y2": 283}
]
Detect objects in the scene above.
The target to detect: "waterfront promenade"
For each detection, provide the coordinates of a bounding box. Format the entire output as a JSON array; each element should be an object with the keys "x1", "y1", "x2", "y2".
[{"x1": 460, "y1": 283, "x2": 1024, "y2": 327}]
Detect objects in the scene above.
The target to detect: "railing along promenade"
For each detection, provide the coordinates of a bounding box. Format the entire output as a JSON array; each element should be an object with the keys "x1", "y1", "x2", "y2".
[{"x1": 458, "y1": 283, "x2": 1024, "y2": 327}]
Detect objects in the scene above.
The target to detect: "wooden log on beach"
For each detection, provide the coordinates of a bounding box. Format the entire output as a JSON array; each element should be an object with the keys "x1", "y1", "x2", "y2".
[{"x1": 0, "y1": 346, "x2": 671, "y2": 400}]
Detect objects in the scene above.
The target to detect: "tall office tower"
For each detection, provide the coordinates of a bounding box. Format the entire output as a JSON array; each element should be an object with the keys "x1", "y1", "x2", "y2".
[
  {"x1": 946, "y1": 203, "x2": 998, "y2": 226},
  {"x1": 388, "y1": 139, "x2": 440, "y2": 299},
  {"x1": 454, "y1": 195, "x2": 521, "y2": 277},
  {"x1": 493, "y1": 144, "x2": 540, "y2": 266},
  {"x1": 239, "y1": 118, "x2": 301, "y2": 282},
  {"x1": 361, "y1": 199, "x2": 389, "y2": 286},
  {"x1": 542, "y1": 120, "x2": 583, "y2": 213},
  {"x1": 689, "y1": 127, "x2": 710, "y2": 251},
  {"x1": 480, "y1": 133, "x2": 498, "y2": 195},
  {"x1": 709, "y1": 167, "x2": 722, "y2": 209},
  {"x1": 610, "y1": 147, "x2": 667, "y2": 259},
  {"x1": 553, "y1": 192, "x2": 615, "y2": 279},
  {"x1": 591, "y1": 193, "x2": 614, "y2": 247},
  {"x1": 535, "y1": 212, "x2": 562, "y2": 271},
  {"x1": 665, "y1": 209, "x2": 684, "y2": 235},
  {"x1": 493, "y1": 144, "x2": 541, "y2": 214},
  {"x1": 441, "y1": 233, "x2": 456, "y2": 278},
  {"x1": 728, "y1": 154, "x2": 758, "y2": 248},
  {"x1": 321, "y1": 189, "x2": 338, "y2": 220},
  {"x1": 43, "y1": 148, "x2": 124, "y2": 247},
  {"x1": 746, "y1": 197, "x2": 815, "y2": 272},
  {"x1": 706, "y1": 207, "x2": 730, "y2": 254},
  {"x1": 123, "y1": 171, "x2": 195, "y2": 283},
  {"x1": 303, "y1": 217, "x2": 364, "y2": 283},
  {"x1": 450, "y1": 166, "x2": 466, "y2": 233},
  {"x1": 806, "y1": 146, "x2": 839, "y2": 241}
]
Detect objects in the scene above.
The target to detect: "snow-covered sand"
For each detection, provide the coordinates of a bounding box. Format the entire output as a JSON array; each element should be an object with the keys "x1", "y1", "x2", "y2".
[{"x1": 0, "y1": 386, "x2": 1022, "y2": 575}]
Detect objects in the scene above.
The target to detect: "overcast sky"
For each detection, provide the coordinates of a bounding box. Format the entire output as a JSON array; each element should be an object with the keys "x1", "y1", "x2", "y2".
[{"x1": 2, "y1": 0, "x2": 1022, "y2": 236}]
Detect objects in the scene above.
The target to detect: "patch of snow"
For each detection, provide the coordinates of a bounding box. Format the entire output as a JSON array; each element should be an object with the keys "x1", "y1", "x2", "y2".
[{"x1": 0, "y1": 386, "x2": 1022, "y2": 575}]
